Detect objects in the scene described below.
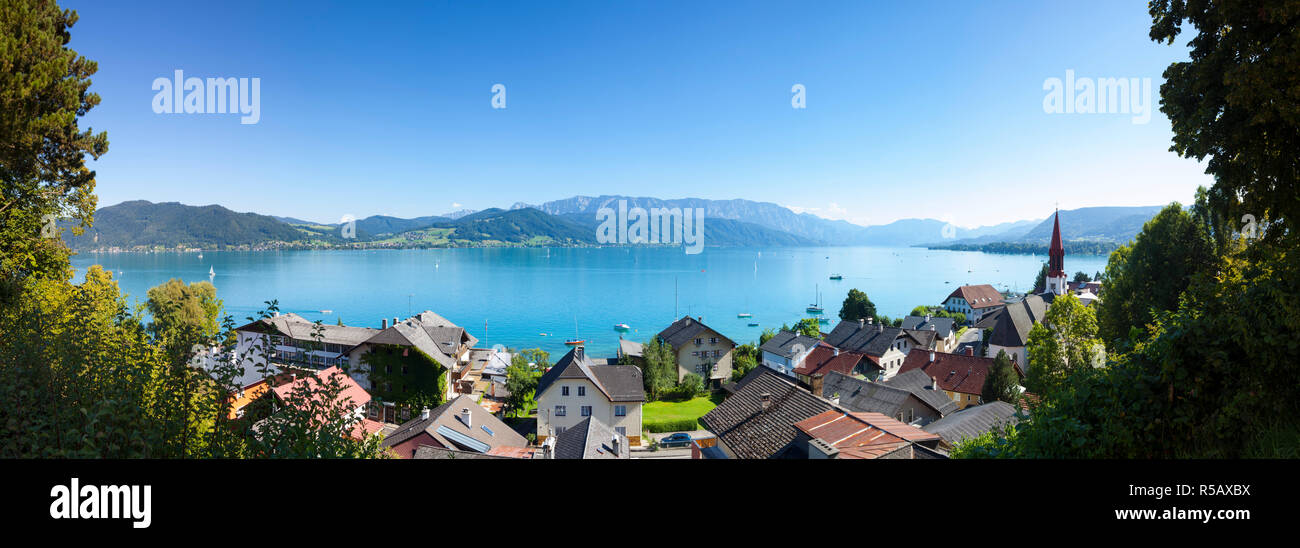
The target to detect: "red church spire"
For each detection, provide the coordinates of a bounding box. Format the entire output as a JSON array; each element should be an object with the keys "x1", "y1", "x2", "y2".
[{"x1": 1048, "y1": 209, "x2": 1065, "y2": 278}]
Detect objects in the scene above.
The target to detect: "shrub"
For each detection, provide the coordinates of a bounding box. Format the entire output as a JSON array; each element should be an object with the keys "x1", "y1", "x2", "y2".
[{"x1": 643, "y1": 418, "x2": 699, "y2": 433}]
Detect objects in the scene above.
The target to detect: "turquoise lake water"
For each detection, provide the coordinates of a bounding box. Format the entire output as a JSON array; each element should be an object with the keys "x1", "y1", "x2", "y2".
[{"x1": 70, "y1": 246, "x2": 1109, "y2": 358}]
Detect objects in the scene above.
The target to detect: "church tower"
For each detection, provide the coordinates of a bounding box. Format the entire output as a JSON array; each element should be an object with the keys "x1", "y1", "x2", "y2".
[{"x1": 1046, "y1": 209, "x2": 1067, "y2": 295}]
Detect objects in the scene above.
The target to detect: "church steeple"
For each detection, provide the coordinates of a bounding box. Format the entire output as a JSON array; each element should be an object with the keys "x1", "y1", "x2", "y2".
[{"x1": 1046, "y1": 209, "x2": 1067, "y2": 295}]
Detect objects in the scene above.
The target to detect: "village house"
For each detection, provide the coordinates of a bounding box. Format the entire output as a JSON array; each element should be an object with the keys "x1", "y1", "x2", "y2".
[
  {"x1": 818, "y1": 370, "x2": 956, "y2": 426},
  {"x1": 380, "y1": 394, "x2": 529, "y2": 458},
  {"x1": 793, "y1": 410, "x2": 946, "y2": 459},
  {"x1": 824, "y1": 318, "x2": 912, "y2": 380},
  {"x1": 758, "y1": 329, "x2": 822, "y2": 377},
  {"x1": 923, "y1": 400, "x2": 1022, "y2": 451},
  {"x1": 699, "y1": 368, "x2": 836, "y2": 459},
  {"x1": 541, "y1": 416, "x2": 630, "y2": 459},
  {"x1": 942, "y1": 284, "x2": 1006, "y2": 324},
  {"x1": 535, "y1": 346, "x2": 646, "y2": 446},
  {"x1": 900, "y1": 314, "x2": 958, "y2": 352},
  {"x1": 898, "y1": 348, "x2": 1022, "y2": 410},
  {"x1": 792, "y1": 344, "x2": 870, "y2": 391},
  {"x1": 656, "y1": 315, "x2": 736, "y2": 387},
  {"x1": 232, "y1": 310, "x2": 479, "y2": 424},
  {"x1": 987, "y1": 294, "x2": 1049, "y2": 367}
]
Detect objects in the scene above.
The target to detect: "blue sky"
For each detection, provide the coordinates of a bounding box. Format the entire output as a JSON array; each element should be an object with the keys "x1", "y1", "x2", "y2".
[{"x1": 68, "y1": 0, "x2": 1210, "y2": 227}]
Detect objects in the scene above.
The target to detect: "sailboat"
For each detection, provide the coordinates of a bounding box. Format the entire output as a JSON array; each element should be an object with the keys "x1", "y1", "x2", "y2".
[
  {"x1": 806, "y1": 284, "x2": 824, "y2": 314},
  {"x1": 208, "y1": 266, "x2": 215, "y2": 277},
  {"x1": 564, "y1": 317, "x2": 584, "y2": 346}
]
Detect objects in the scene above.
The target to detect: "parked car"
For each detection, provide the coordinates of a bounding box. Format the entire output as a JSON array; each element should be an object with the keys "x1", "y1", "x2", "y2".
[{"x1": 659, "y1": 433, "x2": 693, "y2": 448}]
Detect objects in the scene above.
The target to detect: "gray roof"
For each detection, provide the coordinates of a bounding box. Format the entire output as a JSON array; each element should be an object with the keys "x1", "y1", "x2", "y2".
[
  {"x1": 238, "y1": 313, "x2": 380, "y2": 347},
  {"x1": 922, "y1": 401, "x2": 1020, "y2": 446},
  {"x1": 989, "y1": 294, "x2": 1048, "y2": 348},
  {"x1": 881, "y1": 369, "x2": 961, "y2": 416},
  {"x1": 536, "y1": 346, "x2": 645, "y2": 402},
  {"x1": 552, "y1": 416, "x2": 629, "y2": 459},
  {"x1": 819, "y1": 371, "x2": 912, "y2": 416},
  {"x1": 382, "y1": 394, "x2": 528, "y2": 452},
  {"x1": 900, "y1": 315, "x2": 955, "y2": 338},
  {"x1": 700, "y1": 369, "x2": 835, "y2": 459},
  {"x1": 413, "y1": 446, "x2": 514, "y2": 459},
  {"x1": 758, "y1": 329, "x2": 822, "y2": 359},
  {"x1": 903, "y1": 329, "x2": 937, "y2": 349},
  {"x1": 658, "y1": 315, "x2": 733, "y2": 348},
  {"x1": 825, "y1": 320, "x2": 904, "y2": 357}
]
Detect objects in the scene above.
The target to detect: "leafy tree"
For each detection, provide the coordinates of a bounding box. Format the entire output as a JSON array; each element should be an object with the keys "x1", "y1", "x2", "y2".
[
  {"x1": 730, "y1": 342, "x2": 758, "y2": 382},
  {"x1": 1032, "y1": 263, "x2": 1048, "y2": 293},
  {"x1": 1095, "y1": 203, "x2": 1214, "y2": 345},
  {"x1": 758, "y1": 327, "x2": 777, "y2": 346},
  {"x1": 641, "y1": 337, "x2": 677, "y2": 400},
  {"x1": 678, "y1": 373, "x2": 704, "y2": 399},
  {"x1": 1072, "y1": 271, "x2": 1090, "y2": 283},
  {"x1": 838, "y1": 288, "x2": 877, "y2": 322},
  {"x1": 0, "y1": 1, "x2": 109, "y2": 282},
  {"x1": 145, "y1": 278, "x2": 223, "y2": 359},
  {"x1": 503, "y1": 351, "x2": 540, "y2": 418},
  {"x1": 980, "y1": 350, "x2": 1020, "y2": 406},
  {"x1": 1150, "y1": 0, "x2": 1300, "y2": 230},
  {"x1": 1023, "y1": 293, "x2": 1103, "y2": 396},
  {"x1": 793, "y1": 318, "x2": 821, "y2": 339}
]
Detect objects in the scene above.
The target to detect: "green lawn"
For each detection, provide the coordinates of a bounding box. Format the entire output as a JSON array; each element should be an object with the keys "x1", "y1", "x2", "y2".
[{"x1": 643, "y1": 392, "x2": 725, "y2": 432}]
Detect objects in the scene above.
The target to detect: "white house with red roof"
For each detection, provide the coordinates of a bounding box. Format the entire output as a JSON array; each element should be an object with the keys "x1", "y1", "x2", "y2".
[{"x1": 943, "y1": 284, "x2": 1006, "y2": 324}]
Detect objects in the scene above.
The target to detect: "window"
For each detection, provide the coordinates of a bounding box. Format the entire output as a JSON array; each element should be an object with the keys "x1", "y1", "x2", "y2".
[
  {"x1": 709, "y1": 337, "x2": 718, "y2": 344},
  {"x1": 614, "y1": 405, "x2": 626, "y2": 417},
  {"x1": 481, "y1": 425, "x2": 494, "y2": 436},
  {"x1": 401, "y1": 365, "x2": 408, "y2": 375},
  {"x1": 385, "y1": 364, "x2": 392, "y2": 374},
  {"x1": 615, "y1": 426, "x2": 626, "y2": 436},
  {"x1": 562, "y1": 386, "x2": 570, "y2": 396},
  {"x1": 713, "y1": 363, "x2": 719, "y2": 372},
  {"x1": 555, "y1": 405, "x2": 566, "y2": 417},
  {"x1": 695, "y1": 338, "x2": 702, "y2": 345},
  {"x1": 578, "y1": 386, "x2": 586, "y2": 397},
  {"x1": 581, "y1": 406, "x2": 592, "y2": 417}
]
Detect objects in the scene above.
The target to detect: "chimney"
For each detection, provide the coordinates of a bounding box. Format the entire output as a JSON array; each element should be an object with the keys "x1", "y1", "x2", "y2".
[
  {"x1": 965, "y1": 346, "x2": 974, "y2": 356},
  {"x1": 574, "y1": 345, "x2": 585, "y2": 363},
  {"x1": 931, "y1": 376, "x2": 939, "y2": 390},
  {"x1": 878, "y1": 323, "x2": 884, "y2": 333},
  {"x1": 611, "y1": 434, "x2": 621, "y2": 456},
  {"x1": 393, "y1": 317, "x2": 400, "y2": 327},
  {"x1": 697, "y1": 316, "x2": 703, "y2": 323},
  {"x1": 542, "y1": 437, "x2": 553, "y2": 459},
  {"x1": 925, "y1": 314, "x2": 931, "y2": 322},
  {"x1": 459, "y1": 407, "x2": 471, "y2": 428},
  {"x1": 760, "y1": 392, "x2": 772, "y2": 411},
  {"x1": 808, "y1": 438, "x2": 840, "y2": 460},
  {"x1": 382, "y1": 318, "x2": 387, "y2": 329},
  {"x1": 833, "y1": 347, "x2": 839, "y2": 356},
  {"x1": 810, "y1": 373, "x2": 825, "y2": 397},
  {"x1": 420, "y1": 408, "x2": 430, "y2": 420},
  {"x1": 929, "y1": 351, "x2": 935, "y2": 363},
  {"x1": 858, "y1": 318, "x2": 865, "y2": 328},
  {"x1": 867, "y1": 317, "x2": 873, "y2": 325}
]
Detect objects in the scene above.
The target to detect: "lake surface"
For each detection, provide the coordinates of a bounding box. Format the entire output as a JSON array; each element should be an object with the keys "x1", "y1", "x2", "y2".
[{"x1": 71, "y1": 246, "x2": 1109, "y2": 358}]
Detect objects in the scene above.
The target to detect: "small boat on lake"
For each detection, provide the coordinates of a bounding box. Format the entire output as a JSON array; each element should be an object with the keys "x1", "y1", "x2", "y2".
[
  {"x1": 613, "y1": 323, "x2": 630, "y2": 332},
  {"x1": 564, "y1": 339, "x2": 585, "y2": 346},
  {"x1": 737, "y1": 313, "x2": 752, "y2": 318},
  {"x1": 806, "y1": 284, "x2": 824, "y2": 314},
  {"x1": 829, "y1": 274, "x2": 842, "y2": 280},
  {"x1": 748, "y1": 322, "x2": 760, "y2": 327}
]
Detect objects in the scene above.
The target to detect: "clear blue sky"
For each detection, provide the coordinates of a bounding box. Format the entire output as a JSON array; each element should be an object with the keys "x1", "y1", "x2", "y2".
[{"x1": 67, "y1": 0, "x2": 1209, "y2": 227}]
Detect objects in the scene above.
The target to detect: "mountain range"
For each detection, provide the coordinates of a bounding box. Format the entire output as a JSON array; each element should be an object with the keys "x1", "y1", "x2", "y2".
[{"x1": 63, "y1": 197, "x2": 1167, "y2": 253}]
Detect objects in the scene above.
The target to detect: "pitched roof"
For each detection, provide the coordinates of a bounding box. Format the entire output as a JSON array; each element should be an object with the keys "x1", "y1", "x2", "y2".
[
  {"x1": 552, "y1": 416, "x2": 629, "y2": 459},
  {"x1": 618, "y1": 338, "x2": 643, "y2": 359},
  {"x1": 759, "y1": 330, "x2": 822, "y2": 359},
  {"x1": 900, "y1": 315, "x2": 956, "y2": 338},
  {"x1": 824, "y1": 320, "x2": 904, "y2": 357},
  {"x1": 271, "y1": 366, "x2": 371, "y2": 417},
  {"x1": 381, "y1": 394, "x2": 528, "y2": 452},
  {"x1": 793, "y1": 344, "x2": 865, "y2": 377},
  {"x1": 658, "y1": 315, "x2": 734, "y2": 348},
  {"x1": 536, "y1": 346, "x2": 645, "y2": 402},
  {"x1": 922, "y1": 401, "x2": 1020, "y2": 446},
  {"x1": 794, "y1": 410, "x2": 941, "y2": 459},
  {"x1": 819, "y1": 371, "x2": 912, "y2": 416},
  {"x1": 413, "y1": 445, "x2": 515, "y2": 459},
  {"x1": 988, "y1": 294, "x2": 1048, "y2": 348},
  {"x1": 236, "y1": 313, "x2": 380, "y2": 347},
  {"x1": 699, "y1": 369, "x2": 835, "y2": 459},
  {"x1": 880, "y1": 369, "x2": 960, "y2": 415},
  {"x1": 903, "y1": 329, "x2": 937, "y2": 349},
  {"x1": 945, "y1": 284, "x2": 1006, "y2": 309},
  {"x1": 361, "y1": 320, "x2": 458, "y2": 369},
  {"x1": 898, "y1": 349, "x2": 1001, "y2": 396}
]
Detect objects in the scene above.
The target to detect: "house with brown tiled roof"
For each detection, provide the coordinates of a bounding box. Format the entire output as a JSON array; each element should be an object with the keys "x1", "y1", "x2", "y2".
[
  {"x1": 793, "y1": 343, "x2": 869, "y2": 392},
  {"x1": 657, "y1": 315, "x2": 736, "y2": 387},
  {"x1": 823, "y1": 318, "x2": 913, "y2": 379},
  {"x1": 898, "y1": 348, "x2": 1022, "y2": 410},
  {"x1": 943, "y1": 284, "x2": 1006, "y2": 324}
]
